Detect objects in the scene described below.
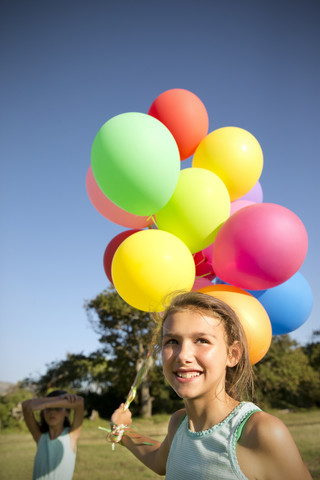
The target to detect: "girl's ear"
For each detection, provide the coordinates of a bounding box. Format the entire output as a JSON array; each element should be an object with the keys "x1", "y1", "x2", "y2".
[{"x1": 227, "y1": 341, "x2": 242, "y2": 367}]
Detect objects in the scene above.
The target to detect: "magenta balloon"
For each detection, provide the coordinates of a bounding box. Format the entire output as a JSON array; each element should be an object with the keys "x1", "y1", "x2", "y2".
[
  {"x1": 212, "y1": 203, "x2": 308, "y2": 290},
  {"x1": 192, "y1": 277, "x2": 212, "y2": 291},
  {"x1": 202, "y1": 243, "x2": 214, "y2": 265},
  {"x1": 86, "y1": 166, "x2": 153, "y2": 229},
  {"x1": 238, "y1": 181, "x2": 263, "y2": 203},
  {"x1": 230, "y1": 200, "x2": 255, "y2": 216}
]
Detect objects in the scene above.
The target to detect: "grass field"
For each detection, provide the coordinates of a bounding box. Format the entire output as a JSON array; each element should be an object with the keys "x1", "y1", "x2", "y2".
[{"x1": 0, "y1": 410, "x2": 319, "y2": 479}]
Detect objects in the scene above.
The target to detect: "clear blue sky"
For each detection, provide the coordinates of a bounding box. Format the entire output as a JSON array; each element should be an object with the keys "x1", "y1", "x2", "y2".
[{"x1": 1, "y1": 0, "x2": 319, "y2": 383}]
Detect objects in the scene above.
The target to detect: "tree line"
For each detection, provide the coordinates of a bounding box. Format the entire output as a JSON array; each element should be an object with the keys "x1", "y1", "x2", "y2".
[{"x1": 1, "y1": 288, "x2": 319, "y2": 428}]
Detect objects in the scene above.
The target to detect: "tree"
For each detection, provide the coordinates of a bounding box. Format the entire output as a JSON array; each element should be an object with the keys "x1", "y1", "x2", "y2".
[
  {"x1": 253, "y1": 335, "x2": 320, "y2": 408},
  {"x1": 22, "y1": 352, "x2": 109, "y2": 395},
  {"x1": 85, "y1": 287, "x2": 158, "y2": 417},
  {"x1": 303, "y1": 330, "x2": 320, "y2": 374}
]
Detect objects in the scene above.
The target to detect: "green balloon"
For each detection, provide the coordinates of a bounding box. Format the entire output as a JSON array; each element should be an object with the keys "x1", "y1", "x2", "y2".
[{"x1": 91, "y1": 112, "x2": 180, "y2": 216}]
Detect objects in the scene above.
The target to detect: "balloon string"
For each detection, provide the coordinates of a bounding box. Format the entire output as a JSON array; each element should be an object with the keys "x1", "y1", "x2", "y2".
[
  {"x1": 123, "y1": 323, "x2": 161, "y2": 412},
  {"x1": 98, "y1": 426, "x2": 154, "y2": 449},
  {"x1": 101, "y1": 325, "x2": 160, "y2": 450},
  {"x1": 194, "y1": 256, "x2": 206, "y2": 267},
  {"x1": 196, "y1": 272, "x2": 214, "y2": 279},
  {"x1": 147, "y1": 215, "x2": 158, "y2": 229}
]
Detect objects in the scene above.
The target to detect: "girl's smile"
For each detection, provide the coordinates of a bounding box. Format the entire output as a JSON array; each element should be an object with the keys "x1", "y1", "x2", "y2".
[
  {"x1": 175, "y1": 369, "x2": 203, "y2": 381},
  {"x1": 161, "y1": 309, "x2": 237, "y2": 401}
]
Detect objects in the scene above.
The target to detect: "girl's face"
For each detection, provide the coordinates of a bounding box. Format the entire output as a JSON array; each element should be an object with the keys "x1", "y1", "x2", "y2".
[
  {"x1": 161, "y1": 309, "x2": 238, "y2": 401},
  {"x1": 43, "y1": 407, "x2": 68, "y2": 429}
]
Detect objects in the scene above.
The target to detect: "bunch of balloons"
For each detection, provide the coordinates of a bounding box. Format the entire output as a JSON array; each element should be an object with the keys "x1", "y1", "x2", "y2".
[{"x1": 87, "y1": 88, "x2": 312, "y2": 365}]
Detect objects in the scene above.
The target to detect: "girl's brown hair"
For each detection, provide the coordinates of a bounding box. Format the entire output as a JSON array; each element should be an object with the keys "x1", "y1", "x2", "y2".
[
  {"x1": 39, "y1": 390, "x2": 71, "y2": 433},
  {"x1": 153, "y1": 291, "x2": 254, "y2": 401}
]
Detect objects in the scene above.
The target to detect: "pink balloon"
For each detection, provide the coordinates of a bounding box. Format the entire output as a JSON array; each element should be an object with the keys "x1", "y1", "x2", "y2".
[
  {"x1": 103, "y1": 230, "x2": 141, "y2": 284},
  {"x1": 212, "y1": 203, "x2": 308, "y2": 290},
  {"x1": 86, "y1": 166, "x2": 153, "y2": 229},
  {"x1": 230, "y1": 200, "x2": 255, "y2": 215},
  {"x1": 238, "y1": 180, "x2": 263, "y2": 203},
  {"x1": 192, "y1": 277, "x2": 212, "y2": 291},
  {"x1": 202, "y1": 243, "x2": 214, "y2": 265}
]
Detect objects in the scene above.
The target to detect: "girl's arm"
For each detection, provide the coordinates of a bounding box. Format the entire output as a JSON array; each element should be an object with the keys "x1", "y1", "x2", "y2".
[
  {"x1": 22, "y1": 394, "x2": 84, "y2": 444},
  {"x1": 111, "y1": 404, "x2": 185, "y2": 476},
  {"x1": 22, "y1": 398, "x2": 43, "y2": 443},
  {"x1": 239, "y1": 411, "x2": 312, "y2": 480},
  {"x1": 64, "y1": 394, "x2": 85, "y2": 450}
]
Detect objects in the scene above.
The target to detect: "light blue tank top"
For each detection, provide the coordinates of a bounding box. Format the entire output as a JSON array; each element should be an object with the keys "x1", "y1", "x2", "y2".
[
  {"x1": 166, "y1": 402, "x2": 261, "y2": 480},
  {"x1": 33, "y1": 427, "x2": 76, "y2": 480}
]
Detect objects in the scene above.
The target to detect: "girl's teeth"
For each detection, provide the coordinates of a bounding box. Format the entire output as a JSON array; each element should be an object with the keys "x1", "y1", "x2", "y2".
[{"x1": 177, "y1": 372, "x2": 200, "y2": 378}]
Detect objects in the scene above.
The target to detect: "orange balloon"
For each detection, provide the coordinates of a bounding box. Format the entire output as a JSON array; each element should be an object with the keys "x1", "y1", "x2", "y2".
[
  {"x1": 199, "y1": 284, "x2": 272, "y2": 365},
  {"x1": 148, "y1": 89, "x2": 209, "y2": 160}
]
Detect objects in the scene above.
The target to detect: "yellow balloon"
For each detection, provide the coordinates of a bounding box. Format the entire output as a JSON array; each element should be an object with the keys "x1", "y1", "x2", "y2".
[
  {"x1": 112, "y1": 229, "x2": 195, "y2": 312},
  {"x1": 192, "y1": 127, "x2": 263, "y2": 201},
  {"x1": 156, "y1": 168, "x2": 230, "y2": 254},
  {"x1": 199, "y1": 284, "x2": 272, "y2": 365}
]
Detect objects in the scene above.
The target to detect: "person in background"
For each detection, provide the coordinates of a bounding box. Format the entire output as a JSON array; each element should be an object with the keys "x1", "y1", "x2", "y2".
[
  {"x1": 110, "y1": 291, "x2": 312, "y2": 480},
  {"x1": 22, "y1": 389, "x2": 84, "y2": 479}
]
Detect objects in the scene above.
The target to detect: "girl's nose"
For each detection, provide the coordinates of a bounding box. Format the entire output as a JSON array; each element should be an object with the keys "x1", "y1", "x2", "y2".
[{"x1": 177, "y1": 342, "x2": 193, "y2": 363}]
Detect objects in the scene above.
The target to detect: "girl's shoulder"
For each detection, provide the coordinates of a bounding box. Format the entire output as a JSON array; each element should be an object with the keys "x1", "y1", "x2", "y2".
[
  {"x1": 238, "y1": 411, "x2": 312, "y2": 479},
  {"x1": 239, "y1": 411, "x2": 303, "y2": 465},
  {"x1": 168, "y1": 409, "x2": 187, "y2": 438},
  {"x1": 170, "y1": 408, "x2": 187, "y2": 424},
  {"x1": 241, "y1": 410, "x2": 289, "y2": 445}
]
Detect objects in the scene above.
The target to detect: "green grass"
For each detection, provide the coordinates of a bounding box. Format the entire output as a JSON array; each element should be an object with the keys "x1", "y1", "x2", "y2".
[{"x1": 0, "y1": 410, "x2": 319, "y2": 479}]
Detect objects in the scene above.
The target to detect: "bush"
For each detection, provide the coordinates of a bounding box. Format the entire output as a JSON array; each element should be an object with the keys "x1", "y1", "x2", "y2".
[{"x1": 0, "y1": 385, "x2": 33, "y2": 430}]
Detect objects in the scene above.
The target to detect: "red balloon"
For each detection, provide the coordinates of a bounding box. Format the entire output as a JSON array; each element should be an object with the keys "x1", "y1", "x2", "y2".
[
  {"x1": 103, "y1": 230, "x2": 140, "y2": 284},
  {"x1": 86, "y1": 166, "x2": 153, "y2": 229},
  {"x1": 148, "y1": 89, "x2": 209, "y2": 160},
  {"x1": 193, "y1": 250, "x2": 216, "y2": 281},
  {"x1": 212, "y1": 203, "x2": 308, "y2": 290}
]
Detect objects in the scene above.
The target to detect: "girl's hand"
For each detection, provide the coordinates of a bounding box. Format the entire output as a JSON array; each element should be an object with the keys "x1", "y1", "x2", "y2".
[
  {"x1": 60, "y1": 393, "x2": 78, "y2": 403},
  {"x1": 111, "y1": 403, "x2": 132, "y2": 427}
]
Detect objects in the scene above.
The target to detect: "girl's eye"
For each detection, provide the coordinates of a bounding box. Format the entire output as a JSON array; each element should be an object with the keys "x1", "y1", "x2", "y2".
[
  {"x1": 163, "y1": 338, "x2": 178, "y2": 346},
  {"x1": 196, "y1": 338, "x2": 209, "y2": 344}
]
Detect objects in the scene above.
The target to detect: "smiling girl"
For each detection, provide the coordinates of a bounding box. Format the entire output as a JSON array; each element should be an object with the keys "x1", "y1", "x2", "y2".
[
  {"x1": 22, "y1": 390, "x2": 84, "y2": 480},
  {"x1": 110, "y1": 291, "x2": 312, "y2": 480}
]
